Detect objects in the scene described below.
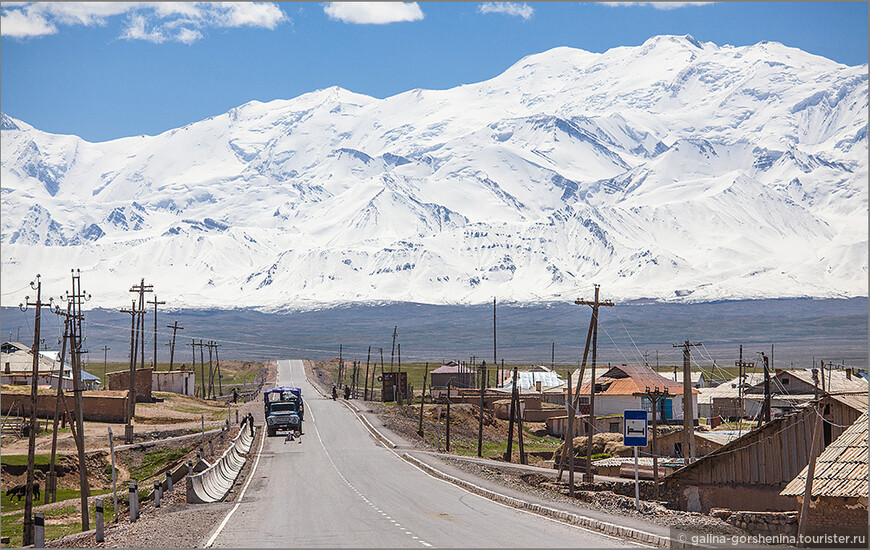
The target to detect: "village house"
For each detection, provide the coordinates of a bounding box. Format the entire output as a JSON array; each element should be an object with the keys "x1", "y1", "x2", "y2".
[
  {"x1": 574, "y1": 364, "x2": 698, "y2": 422},
  {"x1": 429, "y1": 361, "x2": 476, "y2": 389},
  {"x1": 779, "y1": 411, "x2": 868, "y2": 538},
  {"x1": 1, "y1": 341, "x2": 100, "y2": 390},
  {"x1": 664, "y1": 392, "x2": 867, "y2": 513}
]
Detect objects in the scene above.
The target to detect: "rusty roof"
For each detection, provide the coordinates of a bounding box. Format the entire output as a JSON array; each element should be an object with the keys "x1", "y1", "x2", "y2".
[
  {"x1": 577, "y1": 364, "x2": 696, "y2": 396},
  {"x1": 780, "y1": 411, "x2": 868, "y2": 498}
]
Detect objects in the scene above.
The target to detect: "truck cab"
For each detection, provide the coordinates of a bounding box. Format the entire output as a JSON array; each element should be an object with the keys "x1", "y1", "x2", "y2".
[{"x1": 264, "y1": 387, "x2": 304, "y2": 437}]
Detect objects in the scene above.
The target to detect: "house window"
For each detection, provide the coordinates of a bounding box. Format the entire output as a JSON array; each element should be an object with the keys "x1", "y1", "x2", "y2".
[
  {"x1": 782, "y1": 378, "x2": 789, "y2": 385},
  {"x1": 609, "y1": 422, "x2": 619, "y2": 433},
  {"x1": 4, "y1": 362, "x2": 9, "y2": 373}
]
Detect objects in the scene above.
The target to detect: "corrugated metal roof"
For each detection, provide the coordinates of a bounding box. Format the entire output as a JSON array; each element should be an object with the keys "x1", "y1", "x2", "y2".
[
  {"x1": 780, "y1": 412, "x2": 868, "y2": 498},
  {"x1": 697, "y1": 373, "x2": 766, "y2": 404},
  {"x1": 502, "y1": 370, "x2": 564, "y2": 391},
  {"x1": 785, "y1": 369, "x2": 868, "y2": 394},
  {"x1": 577, "y1": 364, "x2": 695, "y2": 396}
]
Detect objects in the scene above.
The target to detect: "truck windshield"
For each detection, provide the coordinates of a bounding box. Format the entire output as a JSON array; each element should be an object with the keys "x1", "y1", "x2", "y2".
[{"x1": 270, "y1": 403, "x2": 297, "y2": 413}]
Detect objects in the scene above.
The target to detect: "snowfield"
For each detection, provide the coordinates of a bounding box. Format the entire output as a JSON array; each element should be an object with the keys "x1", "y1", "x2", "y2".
[{"x1": 1, "y1": 35, "x2": 867, "y2": 310}]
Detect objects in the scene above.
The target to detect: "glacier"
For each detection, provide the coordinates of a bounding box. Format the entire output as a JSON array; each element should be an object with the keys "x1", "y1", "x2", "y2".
[{"x1": 1, "y1": 35, "x2": 867, "y2": 310}]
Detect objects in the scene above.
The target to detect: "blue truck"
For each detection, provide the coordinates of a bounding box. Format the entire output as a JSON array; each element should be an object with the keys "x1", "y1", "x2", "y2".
[{"x1": 264, "y1": 387, "x2": 304, "y2": 437}]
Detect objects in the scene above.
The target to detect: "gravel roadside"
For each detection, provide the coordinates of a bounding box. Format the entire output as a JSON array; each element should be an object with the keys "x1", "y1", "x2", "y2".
[{"x1": 42, "y1": 362, "x2": 276, "y2": 548}]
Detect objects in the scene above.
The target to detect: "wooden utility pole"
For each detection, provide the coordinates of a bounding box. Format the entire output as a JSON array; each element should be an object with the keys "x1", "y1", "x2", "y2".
[
  {"x1": 504, "y1": 365, "x2": 519, "y2": 462},
  {"x1": 418, "y1": 363, "x2": 428, "y2": 437},
  {"x1": 19, "y1": 275, "x2": 52, "y2": 545},
  {"x1": 477, "y1": 361, "x2": 486, "y2": 457},
  {"x1": 551, "y1": 343, "x2": 555, "y2": 370},
  {"x1": 214, "y1": 342, "x2": 222, "y2": 397},
  {"x1": 102, "y1": 344, "x2": 110, "y2": 388},
  {"x1": 492, "y1": 297, "x2": 497, "y2": 371},
  {"x1": 199, "y1": 339, "x2": 206, "y2": 398},
  {"x1": 188, "y1": 339, "x2": 197, "y2": 396},
  {"x1": 575, "y1": 285, "x2": 614, "y2": 481},
  {"x1": 799, "y1": 401, "x2": 822, "y2": 537},
  {"x1": 516, "y1": 385, "x2": 526, "y2": 465},
  {"x1": 757, "y1": 352, "x2": 771, "y2": 428},
  {"x1": 390, "y1": 326, "x2": 398, "y2": 373},
  {"x1": 166, "y1": 321, "x2": 183, "y2": 370},
  {"x1": 146, "y1": 296, "x2": 165, "y2": 369},
  {"x1": 364, "y1": 346, "x2": 371, "y2": 401},
  {"x1": 735, "y1": 345, "x2": 753, "y2": 426},
  {"x1": 566, "y1": 369, "x2": 575, "y2": 497},
  {"x1": 207, "y1": 341, "x2": 215, "y2": 399},
  {"x1": 397, "y1": 344, "x2": 403, "y2": 405},
  {"x1": 445, "y1": 381, "x2": 451, "y2": 452},
  {"x1": 120, "y1": 302, "x2": 139, "y2": 441},
  {"x1": 47, "y1": 305, "x2": 72, "y2": 504},
  {"x1": 673, "y1": 340, "x2": 701, "y2": 461},
  {"x1": 634, "y1": 386, "x2": 669, "y2": 501},
  {"x1": 65, "y1": 269, "x2": 91, "y2": 530},
  {"x1": 129, "y1": 279, "x2": 152, "y2": 371}
]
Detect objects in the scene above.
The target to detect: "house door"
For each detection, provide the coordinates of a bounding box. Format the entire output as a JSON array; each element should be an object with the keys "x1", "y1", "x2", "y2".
[{"x1": 662, "y1": 399, "x2": 673, "y2": 420}]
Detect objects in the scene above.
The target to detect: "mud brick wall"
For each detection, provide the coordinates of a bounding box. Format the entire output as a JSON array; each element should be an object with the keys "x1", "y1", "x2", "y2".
[
  {"x1": 1, "y1": 387, "x2": 130, "y2": 423},
  {"x1": 799, "y1": 496, "x2": 869, "y2": 538},
  {"x1": 107, "y1": 368, "x2": 153, "y2": 402}
]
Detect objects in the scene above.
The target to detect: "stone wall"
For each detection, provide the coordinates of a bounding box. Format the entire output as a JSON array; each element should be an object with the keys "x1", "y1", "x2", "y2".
[{"x1": 711, "y1": 509, "x2": 797, "y2": 536}]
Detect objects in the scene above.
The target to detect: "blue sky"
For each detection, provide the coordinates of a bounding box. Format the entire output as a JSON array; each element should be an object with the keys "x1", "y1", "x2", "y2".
[{"x1": 1, "y1": 2, "x2": 867, "y2": 142}]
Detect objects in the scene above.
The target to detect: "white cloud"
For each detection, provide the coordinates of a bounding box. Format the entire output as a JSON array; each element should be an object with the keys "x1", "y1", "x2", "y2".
[
  {"x1": 323, "y1": 2, "x2": 424, "y2": 25},
  {"x1": 0, "y1": 2, "x2": 289, "y2": 42},
  {"x1": 0, "y1": 6, "x2": 57, "y2": 37},
  {"x1": 598, "y1": 2, "x2": 713, "y2": 9},
  {"x1": 478, "y1": 2, "x2": 534, "y2": 20}
]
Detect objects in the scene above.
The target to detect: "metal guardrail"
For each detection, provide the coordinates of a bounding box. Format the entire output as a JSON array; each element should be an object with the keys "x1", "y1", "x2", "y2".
[{"x1": 186, "y1": 414, "x2": 256, "y2": 504}]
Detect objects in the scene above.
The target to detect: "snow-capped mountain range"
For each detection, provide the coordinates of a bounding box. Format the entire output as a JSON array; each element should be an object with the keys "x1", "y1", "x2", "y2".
[{"x1": 1, "y1": 35, "x2": 867, "y2": 310}]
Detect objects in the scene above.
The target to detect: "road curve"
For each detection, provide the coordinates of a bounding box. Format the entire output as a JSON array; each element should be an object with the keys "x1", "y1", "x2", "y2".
[{"x1": 208, "y1": 359, "x2": 635, "y2": 548}]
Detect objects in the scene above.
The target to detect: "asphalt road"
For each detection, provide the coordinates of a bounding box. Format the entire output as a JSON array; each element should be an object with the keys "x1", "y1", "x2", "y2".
[{"x1": 208, "y1": 359, "x2": 635, "y2": 548}]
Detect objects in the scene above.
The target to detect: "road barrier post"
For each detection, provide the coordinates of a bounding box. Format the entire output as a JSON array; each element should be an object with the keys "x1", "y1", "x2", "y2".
[
  {"x1": 209, "y1": 439, "x2": 215, "y2": 457},
  {"x1": 95, "y1": 499, "x2": 104, "y2": 543},
  {"x1": 34, "y1": 513, "x2": 44, "y2": 548},
  {"x1": 154, "y1": 480, "x2": 161, "y2": 507},
  {"x1": 129, "y1": 481, "x2": 139, "y2": 522}
]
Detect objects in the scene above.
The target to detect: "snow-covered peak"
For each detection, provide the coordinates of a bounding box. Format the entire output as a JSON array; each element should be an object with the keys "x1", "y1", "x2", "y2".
[{"x1": 1, "y1": 36, "x2": 866, "y2": 309}]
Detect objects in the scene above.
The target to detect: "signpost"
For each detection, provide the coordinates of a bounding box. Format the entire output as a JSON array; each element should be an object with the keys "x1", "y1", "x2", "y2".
[{"x1": 623, "y1": 410, "x2": 648, "y2": 511}]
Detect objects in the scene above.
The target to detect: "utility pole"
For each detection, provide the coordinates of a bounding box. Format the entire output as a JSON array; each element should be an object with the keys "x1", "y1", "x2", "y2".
[
  {"x1": 735, "y1": 345, "x2": 753, "y2": 435},
  {"x1": 504, "y1": 365, "x2": 519, "y2": 462},
  {"x1": 19, "y1": 275, "x2": 52, "y2": 546},
  {"x1": 757, "y1": 352, "x2": 771, "y2": 428},
  {"x1": 575, "y1": 284, "x2": 614, "y2": 481},
  {"x1": 397, "y1": 344, "x2": 403, "y2": 405},
  {"x1": 566, "y1": 369, "x2": 575, "y2": 497},
  {"x1": 364, "y1": 346, "x2": 371, "y2": 401},
  {"x1": 418, "y1": 363, "x2": 428, "y2": 437},
  {"x1": 551, "y1": 342, "x2": 555, "y2": 370},
  {"x1": 477, "y1": 361, "x2": 486, "y2": 457},
  {"x1": 47, "y1": 304, "x2": 72, "y2": 504},
  {"x1": 390, "y1": 326, "x2": 398, "y2": 373},
  {"x1": 214, "y1": 342, "x2": 222, "y2": 397},
  {"x1": 207, "y1": 341, "x2": 215, "y2": 399},
  {"x1": 492, "y1": 298, "x2": 497, "y2": 373},
  {"x1": 63, "y1": 269, "x2": 92, "y2": 530},
  {"x1": 129, "y1": 279, "x2": 152, "y2": 373},
  {"x1": 634, "y1": 386, "x2": 670, "y2": 501},
  {"x1": 188, "y1": 339, "x2": 197, "y2": 396},
  {"x1": 445, "y1": 380, "x2": 451, "y2": 452},
  {"x1": 102, "y1": 345, "x2": 110, "y2": 388},
  {"x1": 338, "y1": 344, "x2": 343, "y2": 387},
  {"x1": 673, "y1": 340, "x2": 701, "y2": 461},
  {"x1": 166, "y1": 321, "x2": 183, "y2": 370},
  {"x1": 120, "y1": 302, "x2": 139, "y2": 443},
  {"x1": 199, "y1": 339, "x2": 206, "y2": 399},
  {"x1": 146, "y1": 295, "x2": 165, "y2": 369}
]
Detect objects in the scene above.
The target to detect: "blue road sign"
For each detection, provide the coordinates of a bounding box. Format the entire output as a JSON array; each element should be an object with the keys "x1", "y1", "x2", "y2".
[{"x1": 623, "y1": 410, "x2": 648, "y2": 447}]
